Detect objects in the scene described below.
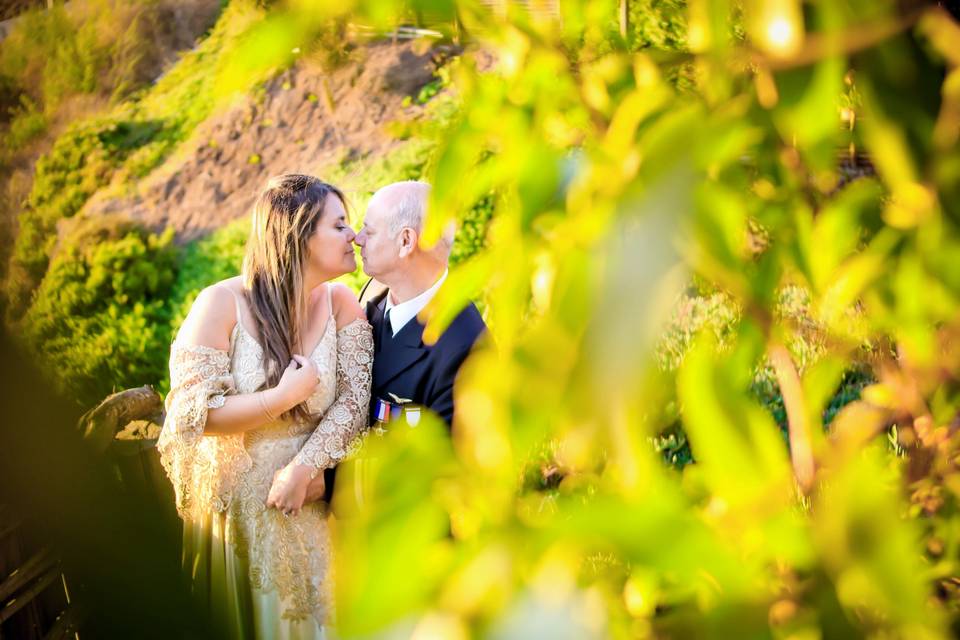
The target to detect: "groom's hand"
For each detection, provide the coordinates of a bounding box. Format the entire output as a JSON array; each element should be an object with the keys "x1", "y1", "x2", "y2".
[{"x1": 304, "y1": 472, "x2": 327, "y2": 504}]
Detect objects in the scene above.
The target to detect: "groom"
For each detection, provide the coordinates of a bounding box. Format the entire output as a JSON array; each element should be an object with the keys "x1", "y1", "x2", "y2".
[
  {"x1": 355, "y1": 180, "x2": 486, "y2": 427},
  {"x1": 311, "y1": 180, "x2": 486, "y2": 503}
]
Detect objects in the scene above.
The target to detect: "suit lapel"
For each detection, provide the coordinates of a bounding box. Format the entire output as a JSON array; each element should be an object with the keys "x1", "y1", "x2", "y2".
[
  {"x1": 366, "y1": 291, "x2": 388, "y2": 352},
  {"x1": 372, "y1": 293, "x2": 430, "y2": 388}
]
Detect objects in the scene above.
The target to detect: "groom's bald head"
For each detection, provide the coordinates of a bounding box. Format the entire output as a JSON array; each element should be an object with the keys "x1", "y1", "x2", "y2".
[
  {"x1": 356, "y1": 180, "x2": 454, "y2": 284},
  {"x1": 368, "y1": 181, "x2": 453, "y2": 259}
]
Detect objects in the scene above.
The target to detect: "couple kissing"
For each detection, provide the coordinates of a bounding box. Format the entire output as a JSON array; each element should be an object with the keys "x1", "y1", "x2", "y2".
[{"x1": 157, "y1": 174, "x2": 485, "y2": 637}]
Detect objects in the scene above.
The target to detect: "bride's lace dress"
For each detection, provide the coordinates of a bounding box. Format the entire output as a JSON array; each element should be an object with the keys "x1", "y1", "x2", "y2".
[{"x1": 158, "y1": 287, "x2": 373, "y2": 638}]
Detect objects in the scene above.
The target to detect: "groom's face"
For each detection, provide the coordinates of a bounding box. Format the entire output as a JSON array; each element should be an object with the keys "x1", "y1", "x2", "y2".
[{"x1": 355, "y1": 199, "x2": 399, "y2": 279}]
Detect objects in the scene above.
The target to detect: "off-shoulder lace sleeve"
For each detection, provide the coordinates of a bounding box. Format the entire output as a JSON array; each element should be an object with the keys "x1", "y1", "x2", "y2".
[
  {"x1": 157, "y1": 342, "x2": 242, "y2": 516},
  {"x1": 293, "y1": 319, "x2": 373, "y2": 472}
]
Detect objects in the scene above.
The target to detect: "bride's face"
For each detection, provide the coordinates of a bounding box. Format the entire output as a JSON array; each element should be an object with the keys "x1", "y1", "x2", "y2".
[{"x1": 305, "y1": 195, "x2": 356, "y2": 279}]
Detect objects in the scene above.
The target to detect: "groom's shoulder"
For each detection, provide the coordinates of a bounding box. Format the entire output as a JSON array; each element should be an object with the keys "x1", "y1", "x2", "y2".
[
  {"x1": 436, "y1": 302, "x2": 485, "y2": 349},
  {"x1": 364, "y1": 288, "x2": 389, "y2": 319}
]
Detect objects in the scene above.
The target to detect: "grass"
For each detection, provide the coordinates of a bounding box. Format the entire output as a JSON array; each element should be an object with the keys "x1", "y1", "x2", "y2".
[
  {"x1": 10, "y1": 11, "x2": 491, "y2": 407},
  {"x1": 0, "y1": 0, "x2": 220, "y2": 157},
  {"x1": 5, "y1": 1, "x2": 275, "y2": 321}
]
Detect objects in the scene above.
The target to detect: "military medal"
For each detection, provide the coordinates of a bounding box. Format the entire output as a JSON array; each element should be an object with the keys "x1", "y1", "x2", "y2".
[
  {"x1": 404, "y1": 407, "x2": 421, "y2": 427},
  {"x1": 371, "y1": 393, "x2": 421, "y2": 428}
]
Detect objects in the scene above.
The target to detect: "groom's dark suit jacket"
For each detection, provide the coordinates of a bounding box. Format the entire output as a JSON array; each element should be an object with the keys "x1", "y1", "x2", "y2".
[
  {"x1": 323, "y1": 287, "x2": 486, "y2": 503},
  {"x1": 365, "y1": 288, "x2": 486, "y2": 426}
]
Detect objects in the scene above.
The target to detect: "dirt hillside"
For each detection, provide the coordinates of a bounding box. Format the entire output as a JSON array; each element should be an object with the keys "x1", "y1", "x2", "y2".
[{"x1": 84, "y1": 41, "x2": 452, "y2": 240}]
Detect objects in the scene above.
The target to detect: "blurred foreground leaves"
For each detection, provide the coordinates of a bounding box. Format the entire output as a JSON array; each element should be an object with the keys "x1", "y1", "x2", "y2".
[
  {"x1": 312, "y1": 0, "x2": 960, "y2": 637},
  {"x1": 11, "y1": 0, "x2": 960, "y2": 636}
]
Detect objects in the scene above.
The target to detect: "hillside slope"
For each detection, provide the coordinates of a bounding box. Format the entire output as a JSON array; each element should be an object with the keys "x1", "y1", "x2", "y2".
[
  {"x1": 12, "y1": 26, "x2": 469, "y2": 408},
  {"x1": 83, "y1": 41, "x2": 450, "y2": 240}
]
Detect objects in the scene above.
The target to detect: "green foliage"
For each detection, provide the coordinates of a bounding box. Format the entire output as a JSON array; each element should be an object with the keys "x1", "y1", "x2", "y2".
[
  {"x1": 0, "y1": 3, "x2": 97, "y2": 114},
  {"x1": 14, "y1": 0, "x2": 960, "y2": 635},
  {"x1": 626, "y1": 0, "x2": 689, "y2": 51},
  {"x1": 310, "y1": 1, "x2": 960, "y2": 637},
  {"x1": 168, "y1": 216, "x2": 250, "y2": 339},
  {"x1": 449, "y1": 193, "x2": 494, "y2": 267},
  {"x1": 23, "y1": 217, "x2": 177, "y2": 408},
  {"x1": 415, "y1": 77, "x2": 442, "y2": 104},
  {"x1": 0, "y1": 0, "x2": 218, "y2": 155},
  {"x1": 656, "y1": 290, "x2": 740, "y2": 371},
  {"x1": 7, "y1": 118, "x2": 128, "y2": 316},
  {"x1": 5, "y1": 1, "x2": 268, "y2": 320},
  {"x1": 324, "y1": 138, "x2": 435, "y2": 195},
  {"x1": 4, "y1": 96, "x2": 47, "y2": 150}
]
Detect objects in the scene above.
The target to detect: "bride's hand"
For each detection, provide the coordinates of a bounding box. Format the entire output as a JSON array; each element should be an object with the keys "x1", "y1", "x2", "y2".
[
  {"x1": 266, "y1": 462, "x2": 315, "y2": 516},
  {"x1": 274, "y1": 354, "x2": 320, "y2": 406}
]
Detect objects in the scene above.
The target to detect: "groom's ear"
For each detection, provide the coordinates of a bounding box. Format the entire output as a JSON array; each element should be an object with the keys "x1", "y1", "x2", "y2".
[{"x1": 397, "y1": 227, "x2": 418, "y2": 258}]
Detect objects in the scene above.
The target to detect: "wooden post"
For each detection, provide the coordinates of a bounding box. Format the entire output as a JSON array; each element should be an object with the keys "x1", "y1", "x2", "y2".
[
  {"x1": 619, "y1": 0, "x2": 629, "y2": 38},
  {"x1": 77, "y1": 385, "x2": 163, "y2": 454}
]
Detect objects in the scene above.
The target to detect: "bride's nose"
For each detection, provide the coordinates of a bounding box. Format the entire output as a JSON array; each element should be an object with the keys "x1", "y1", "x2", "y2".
[{"x1": 345, "y1": 227, "x2": 356, "y2": 242}]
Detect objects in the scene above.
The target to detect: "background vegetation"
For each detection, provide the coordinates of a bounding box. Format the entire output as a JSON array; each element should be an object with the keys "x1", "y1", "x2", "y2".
[
  {"x1": 328, "y1": 1, "x2": 959, "y2": 638},
  {"x1": 4, "y1": 0, "x2": 960, "y2": 637},
  {"x1": 2, "y1": 8, "x2": 492, "y2": 406}
]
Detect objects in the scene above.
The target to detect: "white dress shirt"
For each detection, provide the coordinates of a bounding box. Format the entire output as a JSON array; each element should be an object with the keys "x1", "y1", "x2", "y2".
[{"x1": 384, "y1": 270, "x2": 448, "y2": 337}]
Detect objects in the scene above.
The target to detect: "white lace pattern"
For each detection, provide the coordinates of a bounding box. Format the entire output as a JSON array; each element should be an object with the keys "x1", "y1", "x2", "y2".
[
  {"x1": 294, "y1": 319, "x2": 373, "y2": 471},
  {"x1": 157, "y1": 314, "x2": 373, "y2": 625}
]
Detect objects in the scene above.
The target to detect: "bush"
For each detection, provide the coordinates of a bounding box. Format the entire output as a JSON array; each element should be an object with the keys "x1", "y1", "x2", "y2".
[
  {"x1": 23, "y1": 216, "x2": 177, "y2": 408},
  {"x1": 4, "y1": 1, "x2": 266, "y2": 321},
  {"x1": 320, "y1": 6, "x2": 960, "y2": 627},
  {"x1": 0, "y1": 0, "x2": 223, "y2": 142},
  {"x1": 3, "y1": 97, "x2": 47, "y2": 150},
  {"x1": 6, "y1": 117, "x2": 153, "y2": 318},
  {"x1": 0, "y1": 4, "x2": 96, "y2": 115},
  {"x1": 653, "y1": 286, "x2": 873, "y2": 467},
  {"x1": 626, "y1": 0, "x2": 689, "y2": 51},
  {"x1": 169, "y1": 217, "x2": 249, "y2": 333},
  {"x1": 449, "y1": 193, "x2": 493, "y2": 267}
]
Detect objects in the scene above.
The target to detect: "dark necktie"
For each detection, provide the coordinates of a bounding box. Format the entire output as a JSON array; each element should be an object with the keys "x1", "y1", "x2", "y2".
[{"x1": 379, "y1": 307, "x2": 393, "y2": 346}]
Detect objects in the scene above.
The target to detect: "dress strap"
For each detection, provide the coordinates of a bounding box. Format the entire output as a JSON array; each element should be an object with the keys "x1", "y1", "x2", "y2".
[
  {"x1": 229, "y1": 288, "x2": 245, "y2": 326},
  {"x1": 226, "y1": 288, "x2": 246, "y2": 357}
]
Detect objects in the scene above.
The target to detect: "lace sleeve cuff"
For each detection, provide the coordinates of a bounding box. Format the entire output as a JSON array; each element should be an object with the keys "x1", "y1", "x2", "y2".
[
  {"x1": 293, "y1": 319, "x2": 373, "y2": 471},
  {"x1": 157, "y1": 342, "x2": 239, "y2": 516},
  {"x1": 162, "y1": 342, "x2": 235, "y2": 442}
]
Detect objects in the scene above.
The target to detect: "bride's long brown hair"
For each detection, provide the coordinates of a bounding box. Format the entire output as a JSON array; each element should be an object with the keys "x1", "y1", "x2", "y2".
[{"x1": 242, "y1": 174, "x2": 346, "y2": 423}]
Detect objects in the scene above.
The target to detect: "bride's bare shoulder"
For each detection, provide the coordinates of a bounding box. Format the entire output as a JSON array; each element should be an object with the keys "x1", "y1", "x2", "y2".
[
  {"x1": 329, "y1": 282, "x2": 364, "y2": 330},
  {"x1": 175, "y1": 278, "x2": 242, "y2": 351},
  {"x1": 215, "y1": 275, "x2": 245, "y2": 294}
]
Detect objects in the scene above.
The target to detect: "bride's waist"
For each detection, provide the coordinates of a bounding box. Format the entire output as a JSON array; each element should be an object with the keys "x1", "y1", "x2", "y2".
[{"x1": 243, "y1": 422, "x2": 312, "y2": 457}]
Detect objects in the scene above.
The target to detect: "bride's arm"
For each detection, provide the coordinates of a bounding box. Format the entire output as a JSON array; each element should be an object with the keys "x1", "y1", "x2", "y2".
[
  {"x1": 267, "y1": 287, "x2": 373, "y2": 513},
  {"x1": 267, "y1": 286, "x2": 372, "y2": 515},
  {"x1": 293, "y1": 285, "x2": 373, "y2": 472},
  {"x1": 168, "y1": 285, "x2": 318, "y2": 437}
]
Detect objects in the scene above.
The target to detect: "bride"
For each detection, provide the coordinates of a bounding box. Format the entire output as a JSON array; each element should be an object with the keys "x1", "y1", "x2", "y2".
[{"x1": 158, "y1": 174, "x2": 373, "y2": 637}]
